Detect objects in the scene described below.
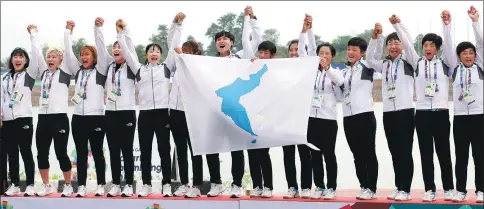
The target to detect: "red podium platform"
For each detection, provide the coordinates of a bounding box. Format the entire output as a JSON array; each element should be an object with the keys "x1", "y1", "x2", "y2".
[{"x1": 2, "y1": 193, "x2": 483, "y2": 209}]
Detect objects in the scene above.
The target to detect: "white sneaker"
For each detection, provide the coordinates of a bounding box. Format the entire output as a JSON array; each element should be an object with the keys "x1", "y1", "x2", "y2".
[
  {"x1": 359, "y1": 189, "x2": 377, "y2": 200},
  {"x1": 107, "y1": 184, "x2": 121, "y2": 197},
  {"x1": 230, "y1": 184, "x2": 242, "y2": 198},
  {"x1": 387, "y1": 189, "x2": 399, "y2": 200},
  {"x1": 95, "y1": 184, "x2": 105, "y2": 196},
  {"x1": 185, "y1": 187, "x2": 201, "y2": 198},
  {"x1": 138, "y1": 184, "x2": 153, "y2": 197},
  {"x1": 444, "y1": 190, "x2": 454, "y2": 201},
  {"x1": 356, "y1": 187, "x2": 365, "y2": 199},
  {"x1": 261, "y1": 187, "x2": 273, "y2": 198},
  {"x1": 310, "y1": 187, "x2": 325, "y2": 199},
  {"x1": 301, "y1": 188, "x2": 311, "y2": 199},
  {"x1": 174, "y1": 184, "x2": 188, "y2": 197},
  {"x1": 121, "y1": 185, "x2": 133, "y2": 197},
  {"x1": 283, "y1": 187, "x2": 299, "y2": 199},
  {"x1": 4, "y1": 184, "x2": 21, "y2": 196},
  {"x1": 207, "y1": 183, "x2": 225, "y2": 197},
  {"x1": 477, "y1": 191, "x2": 483, "y2": 203},
  {"x1": 422, "y1": 190, "x2": 436, "y2": 202},
  {"x1": 61, "y1": 184, "x2": 73, "y2": 197},
  {"x1": 452, "y1": 191, "x2": 466, "y2": 202},
  {"x1": 324, "y1": 188, "x2": 337, "y2": 200},
  {"x1": 395, "y1": 191, "x2": 412, "y2": 201},
  {"x1": 36, "y1": 184, "x2": 54, "y2": 197},
  {"x1": 250, "y1": 187, "x2": 263, "y2": 197},
  {"x1": 24, "y1": 184, "x2": 35, "y2": 197},
  {"x1": 162, "y1": 184, "x2": 173, "y2": 197},
  {"x1": 76, "y1": 185, "x2": 87, "y2": 197}
]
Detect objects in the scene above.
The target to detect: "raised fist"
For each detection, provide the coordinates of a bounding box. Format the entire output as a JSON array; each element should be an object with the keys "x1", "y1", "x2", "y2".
[
  {"x1": 95, "y1": 17, "x2": 104, "y2": 27},
  {"x1": 468, "y1": 6, "x2": 479, "y2": 22},
  {"x1": 372, "y1": 23, "x2": 382, "y2": 39},
  {"x1": 66, "y1": 20, "x2": 75, "y2": 32},
  {"x1": 27, "y1": 24, "x2": 38, "y2": 34}
]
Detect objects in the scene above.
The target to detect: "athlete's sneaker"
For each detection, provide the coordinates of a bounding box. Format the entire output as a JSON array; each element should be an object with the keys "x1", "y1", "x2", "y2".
[
  {"x1": 138, "y1": 184, "x2": 153, "y2": 197},
  {"x1": 36, "y1": 184, "x2": 54, "y2": 197},
  {"x1": 207, "y1": 183, "x2": 225, "y2": 197},
  {"x1": 107, "y1": 184, "x2": 121, "y2": 197},
  {"x1": 61, "y1": 184, "x2": 73, "y2": 197},
  {"x1": 283, "y1": 187, "x2": 299, "y2": 199}
]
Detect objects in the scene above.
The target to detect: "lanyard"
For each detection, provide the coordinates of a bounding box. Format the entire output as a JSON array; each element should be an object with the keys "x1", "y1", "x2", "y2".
[
  {"x1": 42, "y1": 70, "x2": 56, "y2": 98},
  {"x1": 6, "y1": 72, "x2": 21, "y2": 96},
  {"x1": 111, "y1": 64, "x2": 122, "y2": 91},
  {"x1": 459, "y1": 65, "x2": 472, "y2": 90},
  {"x1": 79, "y1": 69, "x2": 93, "y2": 91},
  {"x1": 424, "y1": 60, "x2": 437, "y2": 82},
  {"x1": 344, "y1": 67, "x2": 355, "y2": 93},
  {"x1": 386, "y1": 59, "x2": 400, "y2": 83}
]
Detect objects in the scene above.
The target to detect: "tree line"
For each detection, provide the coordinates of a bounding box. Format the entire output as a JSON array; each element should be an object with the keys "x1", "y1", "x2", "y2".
[{"x1": 1, "y1": 12, "x2": 430, "y2": 68}]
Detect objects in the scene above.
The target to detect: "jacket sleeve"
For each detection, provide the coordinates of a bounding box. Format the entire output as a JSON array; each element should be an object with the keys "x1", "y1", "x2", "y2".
[
  {"x1": 94, "y1": 26, "x2": 113, "y2": 76},
  {"x1": 63, "y1": 29, "x2": 81, "y2": 75},
  {"x1": 117, "y1": 27, "x2": 142, "y2": 75},
  {"x1": 366, "y1": 34, "x2": 385, "y2": 73}
]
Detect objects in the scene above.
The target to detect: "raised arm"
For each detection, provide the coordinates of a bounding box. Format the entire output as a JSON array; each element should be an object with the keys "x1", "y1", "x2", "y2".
[
  {"x1": 94, "y1": 18, "x2": 112, "y2": 76},
  {"x1": 247, "y1": 7, "x2": 262, "y2": 53},
  {"x1": 391, "y1": 15, "x2": 420, "y2": 69},
  {"x1": 165, "y1": 13, "x2": 185, "y2": 72},
  {"x1": 366, "y1": 23, "x2": 384, "y2": 73},
  {"x1": 298, "y1": 14, "x2": 311, "y2": 57},
  {"x1": 441, "y1": 11, "x2": 459, "y2": 76},
  {"x1": 63, "y1": 20, "x2": 81, "y2": 75},
  {"x1": 116, "y1": 20, "x2": 141, "y2": 75},
  {"x1": 27, "y1": 25, "x2": 45, "y2": 79},
  {"x1": 305, "y1": 14, "x2": 317, "y2": 56},
  {"x1": 469, "y1": 6, "x2": 483, "y2": 67},
  {"x1": 240, "y1": 14, "x2": 253, "y2": 59}
]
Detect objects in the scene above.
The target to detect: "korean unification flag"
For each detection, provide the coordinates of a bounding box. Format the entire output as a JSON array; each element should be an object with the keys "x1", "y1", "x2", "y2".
[{"x1": 175, "y1": 54, "x2": 319, "y2": 155}]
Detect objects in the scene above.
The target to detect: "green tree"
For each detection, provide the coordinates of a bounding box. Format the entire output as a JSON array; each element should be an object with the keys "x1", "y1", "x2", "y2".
[
  {"x1": 204, "y1": 12, "x2": 245, "y2": 56},
  {"x1": 72, "y1": 38, "x2": 88, "y2": 60},
  {"x1": 413, "y1": 34, "x2": 424, "y2": 56},
  {"x1": 149, "y1": 24, "x2": 169, "y2": 60},
  {"x1": 262, "y1": 28, "x2": 280, "y2": 45},
  {"x1": 42, "y1": 44, "x2": 49, "y2": 57},
  {"x1": 135, "y1": 44, "x2": 147, "y2": 63}
]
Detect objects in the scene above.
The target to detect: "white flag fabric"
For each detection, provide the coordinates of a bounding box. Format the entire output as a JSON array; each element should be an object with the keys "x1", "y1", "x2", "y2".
[{"x1": 175, "y1": 54, "x2": 319, "y2": 155}]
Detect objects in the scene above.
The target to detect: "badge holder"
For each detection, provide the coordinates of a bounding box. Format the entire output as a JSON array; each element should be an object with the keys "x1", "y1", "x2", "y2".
[
  {"x1": 387, "y1": 83, "x2": 396, "y2": 100},
  {"x1": 425, "y1": 82, "x2": 436, "y2": 98},
  {"x1": 71, "y1": 89, "x2": 84, "y2": 105},
  {"x1": 311, "y1": 94, "x2": 323, "y2": 109},
  {"x1": 462, "y1": 90, "x2": 475, "y2": 105}
]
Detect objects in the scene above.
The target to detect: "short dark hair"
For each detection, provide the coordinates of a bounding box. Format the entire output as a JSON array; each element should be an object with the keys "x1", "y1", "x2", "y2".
[
  {"x1": 385, "y1": 32, "x2": 400, "y2": 46},
  {"x1": 258, "y1": 41, "x2": 277, "y2": 55},
  {"x1": 316, "y1": 42, "x2": 336, "y2": 57},
  {"x1": 287, "y1": 39, "x2": 307, "y2": 52},
  {"x1": 8, "y1": 47, "x2": 30, "y2": 71},
  {"x1": 347, "y1": 37, "x2": 368, "y2": 53},
  {"x1": 214, "y1": 30, "x2": 235, "y2": 45},
  {"x1": 422, "y1": 33, "x2": 443, "y2": 50},
  {"x1": 456, "y1": 41, "x2": 476, "y2": 57},
  {"x1": 113, "y1": 41, "x2": 119, "y2": 47},
  {"x1": 144, "y1": 43, "x2": 163, "y2": 64}
]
